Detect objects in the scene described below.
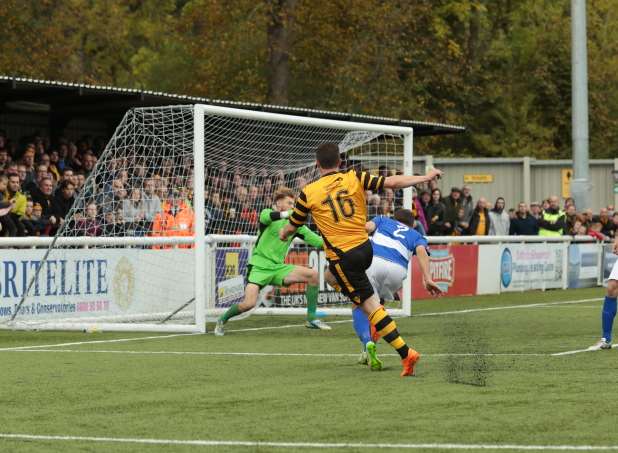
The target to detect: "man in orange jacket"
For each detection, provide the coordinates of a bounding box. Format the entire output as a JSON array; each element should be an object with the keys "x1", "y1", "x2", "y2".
[{"x1": 151, "y1": 191, "x2": 194, "y2": 248}]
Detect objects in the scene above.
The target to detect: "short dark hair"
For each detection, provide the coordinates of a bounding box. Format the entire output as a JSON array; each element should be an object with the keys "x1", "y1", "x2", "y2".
[
  {"x1": 393, "y1": 208, "x2": 415, "y2": 227},
  {"x1": 316, "y1": 143, "x2": 341, "y2": 169}
]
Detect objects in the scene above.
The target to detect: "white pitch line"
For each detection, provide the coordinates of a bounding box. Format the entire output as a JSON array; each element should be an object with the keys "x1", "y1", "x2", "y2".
[
  {"x1": 412, "y1": 298, "x2": 599, "y2": 318},
  {"x1": 0, "y1": 332, "x2": 199, "y2": 352},
  {"x1": 552, "y1": 344, "x2": 618, "y2": 356},
  {"x1": 0, "y1": 349, "x2": 547, "y2": 358},
  {"x1": 1, "y1": 433, "x2": 617, "y2": 451}
]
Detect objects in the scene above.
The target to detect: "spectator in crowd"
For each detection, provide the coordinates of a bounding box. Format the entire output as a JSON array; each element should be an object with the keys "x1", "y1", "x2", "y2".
[
  {"x1": 378, "y1": 198, "x2": 393, "y2": 217},
  {"x1": 529, "y1": 201, "x2": 542, "y2": 220},
  {"x1": 461, "y1": 185, "x2": 474, "y2": 223},
  {"x1": 23, "y1": 164, "x2": 49, "y2": 194},
  {"x1": 74, "y1": 171, "x2": 86, "y2": 195},
  {"x1": 597, "y1": 208, "x2": 615, "y2": 238},
  {"x1": 76, "y1": 202, "x2": 102, "y2": 237},
  {"x1": 16, "y1": 164, "x2": 28, "y2": 187},
  {"x1": 442, "y1": 187, "x2": 463, "y2": 235},
  {"x1": 467, "y1": 197, "x2": 490, "y2": 236},
  {"x1": 52, "y1": 180, "x2": 76, "y2": 225},
  {"x1": 0, "y1": 148, "x2": 10, "y2": 172},
  {"x1": 488, "y1": 197, "x2": 510, "y2": 235},
  {"x1": 29, "y1": 177, "x2": 58, "y2": 232},
  {"x1": 151, "y1": 191, "x2": 194, "y2": 248},
  {"x1": 49, "y1": 149, "x2": 64, "y2": 174},
  {"x1": 565, "y1": 204, "x2": 579, "y2": 235},
  {"x1": 564, "y1": 197, "x2": 575, "y2": 210},
  {"x1": 21, "y1": 147, "x2": 36, "y2": 185},
  {"x1": 582, "y1": 208, "x2": 594, "y2": 228},
  {"x1": 508, "y1": 208, "x2": 516, "y2": 220},
  {"x1": 538, "y1": 195, "x2": 566, "y2": 237},
  {"x1": 81, "y1": 152, "x2": 96, "y2": 177},
  {"x1": 205, "y1": 191, "x2": 224, "y2": 233},
  {"x1": 412, "y1": 187, "x2": 428, "y2": 233},
  {"x1": 588, "y1": 221, "x2": 609, "y2": 241},
  {"x1": 509, "y1": 202, "x2": 538, "y2": 235},
  {"x1": 21, "y1": 200, "x2": 46, "y2": 236},
  {"x1": 122, "y1": 188, "x2": 146, "y2": 223},
  {"x1": 419, "y1": 190, "x2": 431, "y2": 220},
  {"x1": 426, "y1": 188, "x2": 447, "y2": 235},
  {"x1": 142, "y1": 178, "x2": 162, "y2": 222},
  {"x1": 610, "y1": 213, "x2": 618, "y2": 238},
  {"x1": 0, "y1": 175, "x2": 17, "y2": 236},
  {"x1": 452, "y1": 207, "x2": 469, "y2": 236},
  {"x1": 5, "y1": 173, "x2": 27, "y2": 236},
  {"x1": 367, "y1": 192, "x2": 381, "y2": 217}
]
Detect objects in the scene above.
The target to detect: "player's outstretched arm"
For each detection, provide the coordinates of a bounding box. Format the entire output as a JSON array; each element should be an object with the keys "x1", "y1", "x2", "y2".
[
  {"x1": 416, "y1": 245, "x2": 443, "y2": 297},
  {"x1": 365, "y1": 221, "x2": 377, "y2": 234},
  {"x1": 613, "y1": 236, "x2": 618, "y2": 254},
  {"x1": 383, "y1": 168, "x2": 443, "y2": 189}
]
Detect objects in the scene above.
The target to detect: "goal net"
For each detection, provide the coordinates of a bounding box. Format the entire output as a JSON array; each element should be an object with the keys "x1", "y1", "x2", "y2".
[{"x1": 2, "y1": 105, "x2": 413, "y2": 333}]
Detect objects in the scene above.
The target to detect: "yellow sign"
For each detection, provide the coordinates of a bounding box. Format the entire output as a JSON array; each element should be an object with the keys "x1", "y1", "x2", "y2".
[
  {"x1": 463, "y1": 174, "x2": 493, "y2": 183},
  {"x1": 561, "y1": 168, "x2": 572, "y2": 198}
]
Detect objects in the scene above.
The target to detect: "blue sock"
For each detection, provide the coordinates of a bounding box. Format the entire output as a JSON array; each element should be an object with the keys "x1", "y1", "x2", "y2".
[
  {"x1": 352, "y1": 307, "x2": 372, "y2": 349},
  {"x1": 602, "y1": 296, "x2": 617, "y2": 342}
]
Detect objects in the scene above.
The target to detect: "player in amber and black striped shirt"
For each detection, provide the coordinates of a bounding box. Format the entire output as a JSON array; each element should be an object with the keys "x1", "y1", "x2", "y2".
[{"x1": 280, "y1": 142, "x2": 442, "y2": 376}]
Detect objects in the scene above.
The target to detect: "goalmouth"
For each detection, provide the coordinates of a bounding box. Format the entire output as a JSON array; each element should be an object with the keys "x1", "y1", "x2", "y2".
[{"x1": 0, "y1": 104, "x2": 414, "y2": 333}]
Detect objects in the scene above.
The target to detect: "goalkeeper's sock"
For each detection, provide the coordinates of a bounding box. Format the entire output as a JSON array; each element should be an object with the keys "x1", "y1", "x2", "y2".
[
  {"x1": 218, "y1": 304, "x2": 241, "y2": 324},
  {"x1": 352, "y1": 306, "x2": 371, "y2": 348},
  {"x1": 305, "y1": 285, "x2": 319, "y2": 321},
  {"x1": 368, "y1": 306, "x2": 410, "y2": 359},
  {"x1": 602, "y1": 296, "x2": 617, "y2": 342}
]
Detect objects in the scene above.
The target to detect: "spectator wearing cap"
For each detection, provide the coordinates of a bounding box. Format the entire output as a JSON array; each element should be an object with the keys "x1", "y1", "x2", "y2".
[
  {"x1": 467, "y1": 197, "x2": 490, "y2": 236},
  {"x1": 488, "y1": 197, "x2": 510, "y2": 235},
  {"x1": 443, "y1": 187, "x2": 463, "y2": 235},
  {"x1": 530, "y1": 202, "x2": 542, "y2": 219},
  {"x1": 461, "y1": 185, "x2": 474, "y2": 223},
  {"x1": 509, "y1": 202, "x2": 538, "y2": 235},
  {"x1": 538, "y1": 195, "x2": 566, "y2": 237}
]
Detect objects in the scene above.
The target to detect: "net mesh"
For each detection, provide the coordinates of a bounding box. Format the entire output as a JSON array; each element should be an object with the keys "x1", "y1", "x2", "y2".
[{"x1": 7, "y1": 105, "x2": 408, "y2": 331}]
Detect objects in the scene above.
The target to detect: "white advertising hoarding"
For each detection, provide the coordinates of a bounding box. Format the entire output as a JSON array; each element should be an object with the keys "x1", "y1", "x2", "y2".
[
  {"x1": 499, "y1": 243, "x2": 566, "y2": 292},
  {"x1": 0, "y1": 248, "x2": 193, "y2": 322}
]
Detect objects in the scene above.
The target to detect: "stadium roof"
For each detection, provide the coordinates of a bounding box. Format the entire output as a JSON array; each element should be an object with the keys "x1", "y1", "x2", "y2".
[{"x1": 0, "y1": 75, "x2": 465, "y2": 137}]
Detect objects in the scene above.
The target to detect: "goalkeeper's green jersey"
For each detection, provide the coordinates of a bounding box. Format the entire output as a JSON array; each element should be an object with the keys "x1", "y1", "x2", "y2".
[{"x1": 249, "y1": 208, "x2": 323, "y2": 269}]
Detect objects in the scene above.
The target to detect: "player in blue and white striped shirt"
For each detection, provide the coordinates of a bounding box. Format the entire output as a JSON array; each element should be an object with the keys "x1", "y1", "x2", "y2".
[{"x1": 355, "y1": 209, "x2": 442, "y2": 370}]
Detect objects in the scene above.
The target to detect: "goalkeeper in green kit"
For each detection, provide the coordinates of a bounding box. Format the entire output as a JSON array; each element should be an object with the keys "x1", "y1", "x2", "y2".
[{"x1": 214, "y1": 187, "x2": 330, "y2": 335}]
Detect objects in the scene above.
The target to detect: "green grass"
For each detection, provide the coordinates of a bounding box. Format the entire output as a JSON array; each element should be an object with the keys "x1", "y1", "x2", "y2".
[{"x1": 1, "y1": 287, "x2": 616, "y2": 452}]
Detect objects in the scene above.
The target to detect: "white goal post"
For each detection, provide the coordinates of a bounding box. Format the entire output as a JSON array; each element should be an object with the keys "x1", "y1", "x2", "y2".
[{"x1": 0, "y1": 104, "x2": 414, "y2": 333}]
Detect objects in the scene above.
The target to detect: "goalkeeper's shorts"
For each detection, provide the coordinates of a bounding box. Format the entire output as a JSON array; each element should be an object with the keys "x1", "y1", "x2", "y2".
[{"x1": 246, "y1": 263, "x2": 296, "y2": 288}]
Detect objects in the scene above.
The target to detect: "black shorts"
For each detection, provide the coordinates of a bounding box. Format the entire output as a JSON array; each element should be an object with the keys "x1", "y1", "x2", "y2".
[{"x1": 328, "y1": 240, "x2": 374, "y2": 305}]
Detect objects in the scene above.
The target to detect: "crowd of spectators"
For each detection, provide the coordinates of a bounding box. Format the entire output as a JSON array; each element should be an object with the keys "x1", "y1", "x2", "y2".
[
  {"x1": 409, "y1": 181, "x2": 617, "y2": 240},
  {"x1": 0, "y1": 130, "x2": 616, "y2": 241}
]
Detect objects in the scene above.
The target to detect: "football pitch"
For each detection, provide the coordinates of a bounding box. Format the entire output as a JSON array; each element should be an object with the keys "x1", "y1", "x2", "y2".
[{"x1": 1, "y1": 287, "x2": 617, "y2": 452}]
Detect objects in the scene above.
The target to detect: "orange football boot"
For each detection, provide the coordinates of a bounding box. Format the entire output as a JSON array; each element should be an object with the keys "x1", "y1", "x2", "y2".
[{"x1": 400, "y1": 348, "x2": 421, "y2": 377}]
